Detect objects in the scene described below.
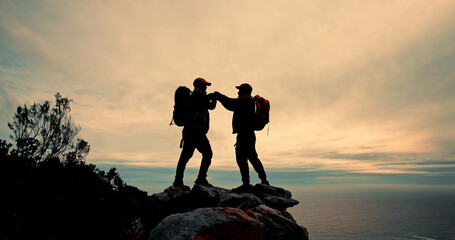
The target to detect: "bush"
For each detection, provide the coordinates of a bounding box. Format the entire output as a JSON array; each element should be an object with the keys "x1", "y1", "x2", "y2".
[
  {"x1": 0, "y1": 153, "x2": 150, "y2": 239},
  {"x1": 1, "y1": 94, "x2": 151, "y2": 239}
]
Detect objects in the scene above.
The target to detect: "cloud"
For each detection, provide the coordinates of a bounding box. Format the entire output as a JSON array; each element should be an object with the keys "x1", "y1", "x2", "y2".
[
  {"x1": 1, "y1": 0, "x2": 455, "y2": 178},
  {"x1": 0, "y1": 3, "x2": 65, "y2": 75},
  {"x1": 377, "y1": 160, "x2": 455, "y2": 166},
  {"x1": 323, "y1": 152, "x2": 418, "y2": 162}
]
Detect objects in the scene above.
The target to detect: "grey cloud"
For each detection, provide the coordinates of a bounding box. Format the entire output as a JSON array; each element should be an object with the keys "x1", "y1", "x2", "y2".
[
  {"x1": 323, "y1": 152, "x2": 418, "y2": 162},
  {"x1": 411, "y1": 167, "x2": 455, "y2": 173},
  {"x1": 376, "y1": 160, "x2": 455, "y2": 166},
  {"x1": 359, "y1": 146, "x2": 376, "y2": 150}
]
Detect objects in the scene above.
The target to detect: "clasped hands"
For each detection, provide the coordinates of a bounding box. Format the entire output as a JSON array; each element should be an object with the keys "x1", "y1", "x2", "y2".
[{"x1": 207, "y1": 91, "x2": 222, "y2": 101}]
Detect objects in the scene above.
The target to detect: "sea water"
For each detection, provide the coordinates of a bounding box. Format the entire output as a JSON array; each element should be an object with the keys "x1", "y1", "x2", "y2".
[{"x1": 288, "y1": 186, "x2": 455, "y2": 240}]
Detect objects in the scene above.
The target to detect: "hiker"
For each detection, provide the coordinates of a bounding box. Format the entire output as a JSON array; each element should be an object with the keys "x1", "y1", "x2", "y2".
[
  {"x1": 173, "y1": 77, "x2": 217, "y2": 188},
  {"x1": 214, "y1": 83, "x2": 270, "y2": 191}
]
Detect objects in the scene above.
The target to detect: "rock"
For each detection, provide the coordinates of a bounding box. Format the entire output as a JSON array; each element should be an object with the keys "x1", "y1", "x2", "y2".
[
  {"x1": 144, "y1": 184, "x2": 308, "y2": 240},
  {"x1": 251, "y1": 205, "x2": 308, "y2": 239},
  {"x1": 191, "y1": 184, "x2": 299, "y2": 212},
  {"x1": 148, "y1": 207, "x2": 264, "y2": 240},
  {"x1": 218, "y1": 191, "x2": 264, "y2": 209},
  {"x1": 148, "y1": 206, "x2": 308, "y2": 240},
  {"x1": 261, "y1": 193, "x2": 300, "y2": 210},
  {"x1": 150, "y1": 185, "x2": 191, "y2": 205},
  {"x1": 191, "y1": 184, "x2": 264, "y2": 209},
  {"x1": 149, "y1": 185, "x2": 191, "y2": 228},
  {"x1": 253, "y1": 183, "x2": 292, "y2": 198},
  {"x1": 281, "y1": 209, "x2": 297, "y2": 223}
]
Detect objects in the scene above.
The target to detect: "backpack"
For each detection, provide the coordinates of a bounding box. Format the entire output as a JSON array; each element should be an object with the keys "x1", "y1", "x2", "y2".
[
  {"x1": 252, "y1": 95, "x2": 270, "y2": 131},
  {"x1": 170, "y1": 86, "x2": 191, "y2": 127}
]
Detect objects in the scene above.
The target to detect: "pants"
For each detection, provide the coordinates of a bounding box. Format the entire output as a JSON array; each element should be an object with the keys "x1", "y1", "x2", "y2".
[
  {"x1": 175, "y1": 130, "x2": 212, "y2": 181},
  {"x1": 235, "y1": 131, "x2": 267, "y2": 184}
]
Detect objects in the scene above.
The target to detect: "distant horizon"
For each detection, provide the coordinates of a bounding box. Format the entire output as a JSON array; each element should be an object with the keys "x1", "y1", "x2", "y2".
[{"x1": 95, "y1": 163, "x2": 455, "y2": 194}]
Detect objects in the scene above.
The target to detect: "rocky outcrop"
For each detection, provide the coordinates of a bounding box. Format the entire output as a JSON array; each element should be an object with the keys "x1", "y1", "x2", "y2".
[{"x1": 146, "y1": 184, "x2": 308, "y2": 240}]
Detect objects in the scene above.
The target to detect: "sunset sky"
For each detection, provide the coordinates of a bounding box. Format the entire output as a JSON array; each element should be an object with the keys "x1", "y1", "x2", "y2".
[{"x1": 1, "y1": 0, "x2": 455, "y2": 186}]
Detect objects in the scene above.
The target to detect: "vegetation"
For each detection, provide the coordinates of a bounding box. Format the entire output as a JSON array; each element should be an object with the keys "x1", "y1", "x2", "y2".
[
  {"x1": 0, "y1": 93, "x2": 151, "y2": 240},
  {"x1": 7, "y1": 93, "x2": 89, "y2": 163}
]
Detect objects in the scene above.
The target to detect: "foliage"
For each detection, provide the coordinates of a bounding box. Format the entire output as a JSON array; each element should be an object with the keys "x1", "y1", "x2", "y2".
[
  {"x1": 1, "y1": 94, "x2": 153, "y2": 239},
  {"x1": 0, "y1": 139, "x2": 12, "y2": 157},
  {"x1": 0, "y1": 150, "x2": 150, "y2": 240},
  {"x1": 8, "y1": 92, "x2": 89, "y2": 162}
]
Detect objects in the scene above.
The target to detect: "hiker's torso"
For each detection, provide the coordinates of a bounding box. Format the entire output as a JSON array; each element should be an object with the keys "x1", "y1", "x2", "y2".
[
  {"x1": 183, "y1": 90, "x2": 211, "y2": 134},
  {"x1": 232, "y1": 95, "x2": 255, "y2": 134}
]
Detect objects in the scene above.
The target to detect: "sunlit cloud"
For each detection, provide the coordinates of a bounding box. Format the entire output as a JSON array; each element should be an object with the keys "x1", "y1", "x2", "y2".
[{"x1": 1, "y1": 0, "x2": 455, "y2": 184}]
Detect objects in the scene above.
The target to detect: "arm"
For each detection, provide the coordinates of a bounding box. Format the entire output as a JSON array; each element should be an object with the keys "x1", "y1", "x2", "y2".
[
  {"x1": 208, "y1": 99, "x2": 216, "y2": 110},
  {"x1": 207, "y1": 93, "x2": 217, "y2": 110},
  {"x1": 215, "y1": 92, "x2": 240, "y2": 112}
]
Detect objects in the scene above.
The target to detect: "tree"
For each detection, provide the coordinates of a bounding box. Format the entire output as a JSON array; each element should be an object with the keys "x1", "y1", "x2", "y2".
[{"x1": 8, "y1": 93, "x2": 89, "y2": 162}]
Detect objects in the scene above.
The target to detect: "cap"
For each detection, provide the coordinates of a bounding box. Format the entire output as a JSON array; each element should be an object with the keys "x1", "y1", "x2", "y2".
[
  {"x1": 235, "y1": 83, "x2": 252, "y2": 94},
  {"x1": 193, "y1": 77, "x2": 211, "y2": 87}
]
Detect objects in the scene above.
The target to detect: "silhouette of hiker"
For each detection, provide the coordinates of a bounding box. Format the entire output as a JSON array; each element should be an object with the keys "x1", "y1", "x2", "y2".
[
  {"x1": 214, "y1": 83, "x2": 270, "y2": 191},
  {"x1": 174, "y1": 78, "x2": 217, "y2": 188}
]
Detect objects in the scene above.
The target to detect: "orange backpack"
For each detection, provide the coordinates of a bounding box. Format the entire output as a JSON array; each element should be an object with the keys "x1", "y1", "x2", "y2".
[{"x1": 252, "y1": 95, "x2": 270, "y2": 131}]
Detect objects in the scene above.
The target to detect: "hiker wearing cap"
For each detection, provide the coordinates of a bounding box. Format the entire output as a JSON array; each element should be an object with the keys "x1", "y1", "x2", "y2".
[
  {"x1": 174, "y1": 77, "x2": 217, "y2": 188},
  {"x1": 213, "y1": 84, "x2": 270, "y2": 191}
]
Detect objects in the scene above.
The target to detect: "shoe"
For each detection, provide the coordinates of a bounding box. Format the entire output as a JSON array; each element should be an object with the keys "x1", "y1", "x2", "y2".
[
  {"x1": 232, "y1": 183, "x2": 253, "y2": 192},
  {"x1": 195, "y1": 178, "x2": 213, "y2": 187},
  {"x1": 261, "y1": 180, "x2": 270, "y2": 186},
  {"x1": 173, "y1": 179, "x2": 185, "y2": 188}
]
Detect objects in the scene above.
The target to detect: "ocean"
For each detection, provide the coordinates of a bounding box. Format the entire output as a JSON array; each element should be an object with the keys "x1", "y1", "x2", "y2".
[
  {"x1": 288, "y1": 186, "x2": 455, "y2": 240},
  {"x1": 98, "y1": 165, "x2": 455, "y2": 240}
]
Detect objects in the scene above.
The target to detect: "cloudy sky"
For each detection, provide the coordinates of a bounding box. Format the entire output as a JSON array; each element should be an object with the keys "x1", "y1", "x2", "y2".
[{"x1": 1, "y1": 0, "x2": 455, "y2": 184}]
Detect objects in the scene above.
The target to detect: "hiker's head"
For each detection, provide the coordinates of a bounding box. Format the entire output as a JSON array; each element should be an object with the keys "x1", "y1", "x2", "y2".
[
  {"x1": 193, "y1": 77, "x2": 211, "y2": 90},
  {"x1": 236, "y1": 83, "x2": 252, "y2": 96}
]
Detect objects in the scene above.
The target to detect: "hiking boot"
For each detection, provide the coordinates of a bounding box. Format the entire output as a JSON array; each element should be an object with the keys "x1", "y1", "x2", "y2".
[
  {"x1": 173, "y1": 179, "x2": 185, "y2": 188},
  {"x1": 232, "y1": 183, "x2": 253, "y2": 193},
  {"x1": 261, "y1": 180, "x2": 270, "y2": 186},
  {"x1": 195, "y1": 178, "x2": 213, "y2": 187}
]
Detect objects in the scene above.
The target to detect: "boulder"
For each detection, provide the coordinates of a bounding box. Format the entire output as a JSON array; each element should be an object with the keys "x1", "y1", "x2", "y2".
[
  {"x1": 261, "y1": 193, "x2": 300, "y2": 210},
  {"x1": 252, "y1": 205, "x2": 308, "y2": 239},
  {"x1": 143, "y1": 184, "x2": 308, "y2": 240},
  {"x1": 253, "y1": 183, "x2": 292, "y2": 198},
  {"x1": 191, "y1": 184, "x2": 264, "y2": 209},
  {"x1": 148, "y1": 206, "x2": 308, "y2": 240},
  {"x1": 149, "y1": 185, "x2": 191, "y2": 227}
]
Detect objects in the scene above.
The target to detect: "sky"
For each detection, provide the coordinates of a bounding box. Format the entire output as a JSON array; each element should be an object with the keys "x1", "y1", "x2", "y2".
[{"x1": 1, "y1": 0, "x2": 455, "y2": 186}]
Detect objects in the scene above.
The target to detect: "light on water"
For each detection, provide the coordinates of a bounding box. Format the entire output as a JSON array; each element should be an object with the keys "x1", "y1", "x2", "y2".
[{"x1": 288, "y1": 186, "x2": 455, "y2": 240}]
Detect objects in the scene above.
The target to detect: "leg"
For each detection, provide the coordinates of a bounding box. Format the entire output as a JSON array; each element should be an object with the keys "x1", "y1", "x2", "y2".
[
  {"x1": 195, "y1": 134, "x2": 213, "y2": 180},
  {"x1": 235, "y1": 133, "x2": 250, "y2": 185},
  {"x1": 175, "y1": 137, "x2": 196, "y2": 182},
  {"x1": 246, "y1": 132, "x2": 268, "y2": 183},
  {"x1": 248, "y1": 153, "x2": 267, "y2": 183}
]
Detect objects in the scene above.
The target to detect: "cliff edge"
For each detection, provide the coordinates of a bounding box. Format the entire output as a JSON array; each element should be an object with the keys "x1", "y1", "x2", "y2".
[{"x1": 141, "y1": 184, "x2": 309, "y2": 240}]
